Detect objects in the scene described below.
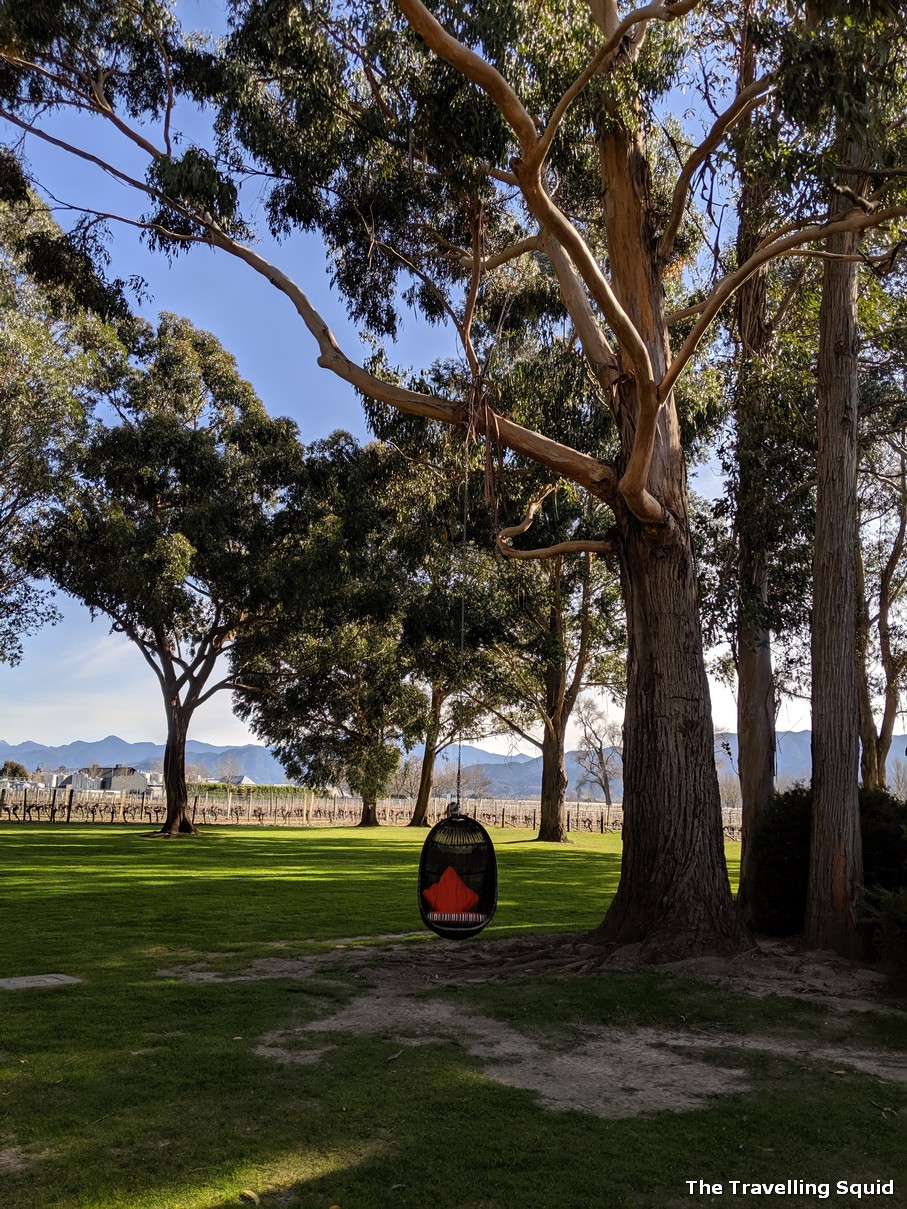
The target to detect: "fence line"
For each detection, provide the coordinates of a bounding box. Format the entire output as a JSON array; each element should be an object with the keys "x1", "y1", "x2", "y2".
[{"x1": 0, "y1": 785, "x2": 744, "y2": 838}]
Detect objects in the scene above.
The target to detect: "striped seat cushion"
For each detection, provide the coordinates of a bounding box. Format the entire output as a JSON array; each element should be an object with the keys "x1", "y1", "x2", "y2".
[{"x1": 425, "y1": 911, "x2": 487, "y2": 924}]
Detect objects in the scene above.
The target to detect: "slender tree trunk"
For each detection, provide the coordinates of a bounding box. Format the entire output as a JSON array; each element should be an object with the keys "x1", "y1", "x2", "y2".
[
  {"x1": 410, "y1": 688, "x2": 442, "y2": 826},
  {"x1": 161, "y1": 698, "x2": 197, "y2": 835},
  {"x1": 358, "y1": 797, "x2": 379, "y2": 827},
  {"x1": 805, "y1": 152, "x2": 864, "y2": 958},
  {"x1": 590, "y1": 119, "x2": 750, "y2": 958},
  {"x1": 856, "y1": 540, "x2": 883, "y2": 788},
  {"x1": 733, "y1": 9, "x2": 777, "y2": 922},
  {"x1": 537, "y1": 649, "x2": 569, "y2": 842},
  {"x1": 737, "y1": 617, "x2": 776, "y2": 916},
  {"x1": 538, "y1": 721, "x2": 568, "y2": 842}
]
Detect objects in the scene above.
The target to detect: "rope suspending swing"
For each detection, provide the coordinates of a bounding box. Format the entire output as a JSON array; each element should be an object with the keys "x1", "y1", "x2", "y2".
[{"x1": 417, "y1": 415, "x2": 498, "y2": 940}]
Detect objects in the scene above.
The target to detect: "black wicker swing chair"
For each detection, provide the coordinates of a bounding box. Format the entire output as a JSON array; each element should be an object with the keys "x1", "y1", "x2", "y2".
[{"x1": 418, "y1": 808, "x2": 497, "y2": 940}]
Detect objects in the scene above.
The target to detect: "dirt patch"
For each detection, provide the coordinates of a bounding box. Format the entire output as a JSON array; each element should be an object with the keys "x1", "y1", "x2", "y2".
[
  {"x1": 652, "y1": 938, "x2": 897, "y2": 1014},
  {"x1": 156, "y1": 956, "x2": 327, "y2": 983},
  {"x1": 253, "y1": 1042, "x2": 331, "y2": 1066},
  {"x1": 158, "y1": 931, "x2": 906, "y2": 1120},
  {"x1": 154, "y1": 930, "x2": 900, "y2": 1009},
  {"x1": 301, "y1": 986, "x2": 750, "y2": 1117},
  {"x1": 0, "y1": 1145, "x2": 54, "y2": 1175},
  {"x1": 290, "y1": 982, "x2": 904, "y2": 1118}
]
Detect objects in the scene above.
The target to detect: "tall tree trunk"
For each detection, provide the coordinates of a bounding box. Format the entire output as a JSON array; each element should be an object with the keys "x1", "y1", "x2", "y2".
[
  {"x1": 537, "y1": 649, "x2": 569, "y2": 842},
  {"x1": 358, "y1": 797, "x2": 379, "y2": 826},
  {"x1": 733, "y1": 6, "x2": 777, "y2": 922},
  {"x1": 590, "y1": 119, "x2": 750, "y2": 958},
  {"x1": 538, "y1": 720, "x2": 568, "y2": 842},
  {"x1": 161, "y1": 697, "x2": 197, "y2": 835},
  {"x1": 595, "y1": 522, "x2": 749, "y2": 956},
  {"x1": 410, "y1": 687, "x2": 442, "y2": 826},
  {"x1": 805, "y1": 152, "x2": 864, "y2": 958}
]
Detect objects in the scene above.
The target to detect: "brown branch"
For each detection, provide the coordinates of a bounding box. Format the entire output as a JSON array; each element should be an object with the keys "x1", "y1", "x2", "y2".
[
  {"x1": 542, "y1": 231, "x2": 619, "y2": 394},
  {"x1": 392, "y1": 0, "x2": 538, "y2": 151},
  {"x1": 658, "y1": 76, "x2": 774, "y2": 262},
  {"x1": 661, "y1": 202, "x2": 907, "y2": 400},
  {"x1": 666, "y1": 299, "x2": 708, "y2": 324},
  {"x1": 535, "y1": 1, "x2": 701, "y2": 170},
  {"x1": 769, "y1": 263, "x2": 811, "y2": 335},
  {"x1": 458, "y1": 234, "x2": 543, "y2": 273},
  {"x1": 461, "y1": 208, "x2": 483, "y2": 377},
  {"x1": 514, "y1": 171, "x2": 665, "y2": 524},
  {"x1": 496, "y1": 486, "x2": 614, "y2": 560}
]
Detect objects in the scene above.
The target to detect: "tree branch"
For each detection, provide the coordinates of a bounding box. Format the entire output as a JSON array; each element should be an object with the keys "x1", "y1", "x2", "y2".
[
  {"x1": 542, "y1": 231, "x2": 619, "y2": 396},
  {"x1": 536, "y1": 1, "x2": 701, "y2": 170},
  {"x1": 658, "y1": 75, "x2": 773, "y2": 262},
  {"x1": 496, "y1": 485, "x2": 615, "y2": 560},
  {"x1": 661, "y1": 203, "x2": 907, "y2": 400},
  {"x1": 392, "y1": 0, "x2": 538, "y2": 151},
  {"x1": 458, "y1": 234, "x2": 543, "y2": 273}
]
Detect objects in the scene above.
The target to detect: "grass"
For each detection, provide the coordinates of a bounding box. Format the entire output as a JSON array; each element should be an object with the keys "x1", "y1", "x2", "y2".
[{"x1": 0, "y1": 824, "x2": 902, "y2": 1209}]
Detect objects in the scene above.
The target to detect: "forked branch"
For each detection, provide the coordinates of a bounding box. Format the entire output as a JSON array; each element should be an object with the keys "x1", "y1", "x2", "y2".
[
  {"x1": 496, "y1": 486, "x2": 615, "y2": 561},
  {"x1": 658, "y1": 75, "x2": 774, "y2": 262}
]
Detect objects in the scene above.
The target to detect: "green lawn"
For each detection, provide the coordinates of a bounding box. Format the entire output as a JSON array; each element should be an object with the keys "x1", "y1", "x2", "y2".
[{"x1": 0, "y1": 825, "x2": 903, "y2": 1209}]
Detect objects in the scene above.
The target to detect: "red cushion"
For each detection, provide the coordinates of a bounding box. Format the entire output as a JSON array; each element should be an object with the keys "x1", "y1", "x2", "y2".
[{"x1": 423, "y1": 865, "x2": 480, "y2": 913}]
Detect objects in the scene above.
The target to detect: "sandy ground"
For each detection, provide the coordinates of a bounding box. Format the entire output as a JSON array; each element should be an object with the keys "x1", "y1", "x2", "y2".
[{"x1": 158, "y1": 932, "x2": 907, "y2": 1121}]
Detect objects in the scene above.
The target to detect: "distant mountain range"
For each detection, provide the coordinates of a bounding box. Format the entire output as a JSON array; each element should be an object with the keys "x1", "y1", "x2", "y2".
[
  {"x1": 2, "y1": 731, "x2": 906, "y2": 798},
  {"x1": 0, "y1": 735, "x2": 289, "y2": 784}
]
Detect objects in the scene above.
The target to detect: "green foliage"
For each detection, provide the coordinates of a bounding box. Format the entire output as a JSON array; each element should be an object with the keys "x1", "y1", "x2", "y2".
[
  {"x1": 0, "y1": 759, "x2": 26, "y2": 779},
  {"x1": 36, "y1": 312, "x2": 304, "y2": 654},
  {"x1": 748, "y1": 784, "x2": 907, "y2": 936},
  {"x1": 233, "y1": 435, "x2": 430, "y2": 805},
  {"x1": 0, "y1": 185, "x2": 129, "y2": 662}
]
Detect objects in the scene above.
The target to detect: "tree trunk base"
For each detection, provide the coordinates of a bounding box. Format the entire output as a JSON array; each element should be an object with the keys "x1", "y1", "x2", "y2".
[
  {"x1": 535, "y1": 825, "x2": 569, "y2": 843},
  {"x1": 407, "y1": 817, "x2": 430, "y2": 827},
  {"x1": 358, "y1": 801, "x2": 380, "y2": 827},
  {"x1": 156, "y1": 816, "x2": 199, "y2": 837},
  {"x1": 591, "y1": 900, "x2": 753, "y2": 962}
]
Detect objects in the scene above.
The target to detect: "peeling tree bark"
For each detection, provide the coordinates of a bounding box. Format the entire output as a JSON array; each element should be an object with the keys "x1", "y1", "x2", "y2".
[
  {"x1": 589, "y1": 119, "x2": 750, "y2": 958},
  {"x1": 805, "y1": 149, "x2": 865, "y2": 958}
]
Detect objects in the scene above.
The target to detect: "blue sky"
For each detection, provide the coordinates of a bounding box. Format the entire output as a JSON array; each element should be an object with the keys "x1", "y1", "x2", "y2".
[{"x1": 0, "y1": 3, "x2": 812, "y2": 751}]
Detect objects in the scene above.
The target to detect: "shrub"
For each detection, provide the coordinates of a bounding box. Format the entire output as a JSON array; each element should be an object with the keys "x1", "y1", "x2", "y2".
[
  {"x1": 747, "y1": 784, "x2": 907, "y2": 937},
  {"x1": 747, "y1": 784, "x2": 812, "y2": 935},
  {"x1": 870, "y1": 888, "x2": 907, "y2": 991}
]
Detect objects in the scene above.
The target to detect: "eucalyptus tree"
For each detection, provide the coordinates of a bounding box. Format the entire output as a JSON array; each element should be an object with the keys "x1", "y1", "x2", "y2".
[
  {"x1": 0, "y1": 154, "x2": 130, "y2": 664},
  {"x1": 770, "y1": 0, "x2": 907, "y2": 955},
  {"x1": 857, "y1": 430, "x2": 907, "y2": 790},
  {"x1": 6, "y1": 3, "x2": 907, "y2": 952},
  {"x1": 37, "y1": 313, "x2": 305, "y2": 835},
  {"x1": 232, "y1": 434, "x2": 428, "y2": 825},
  {"x1": 484, "y1": 489, "x2": 625, "y2": 842},
  {"x1": 371, "y1": 435, "x2": 501, "y2": 826}
]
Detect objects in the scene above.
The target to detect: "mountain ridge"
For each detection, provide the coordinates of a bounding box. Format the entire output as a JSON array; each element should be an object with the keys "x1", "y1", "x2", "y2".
[{"x1": 3, "y1": 732, "x2": 906, "y2": 798}]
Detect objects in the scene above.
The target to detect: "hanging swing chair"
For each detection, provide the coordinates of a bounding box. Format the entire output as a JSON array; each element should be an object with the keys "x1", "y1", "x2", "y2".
[{"x1": 418, "y1": 807, "x2": 497, "y2": 939}]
